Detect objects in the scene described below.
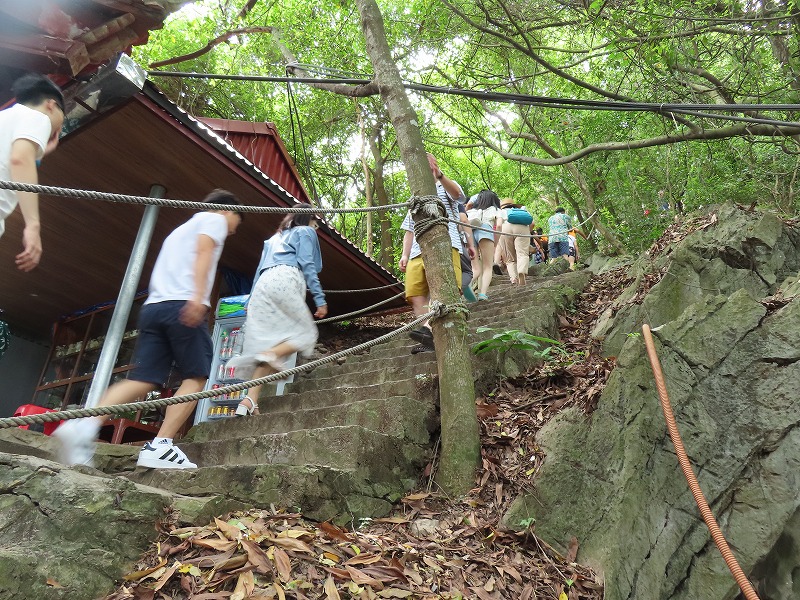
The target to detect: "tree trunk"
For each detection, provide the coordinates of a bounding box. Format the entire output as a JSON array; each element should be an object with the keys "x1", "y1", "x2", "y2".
[
  {"x1": 355, "y1": 0, "x2": 480, "y2": 497},
  {"x1": 372, "y1": 155, "x2": 393, "y2": 268},
  {"x1": 564, "y1": 163, "x2": 626, "y2": 255},
  {"x1": 366, "y1": 121, "x2": 394, "y2": 269},
  {"x1": 357, "y1": 106, "x2": 374, "y2": 257}
]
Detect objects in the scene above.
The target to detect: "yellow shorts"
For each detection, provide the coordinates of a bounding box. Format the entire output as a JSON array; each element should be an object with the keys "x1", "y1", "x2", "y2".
[{"x1": 405, "y1": 247, "x2": 462, "y2": 300}]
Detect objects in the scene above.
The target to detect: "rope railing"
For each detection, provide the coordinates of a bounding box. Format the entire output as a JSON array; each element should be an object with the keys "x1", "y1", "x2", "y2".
[
  {"x1": 0, "y1": 180, "x2": 409, "y2": 214},
  {"x1": 317, "y1": 291, "x2": 406, "y2": 324},
  {"x1": 0, "y1": 309, "x2": 437, "y2": 429},
  {"x1": 323, "y1": 282, "x2": 403, "y2": 294},
  {"x1": 1, "y1": 179, "x2": 596, "y2": 241}
]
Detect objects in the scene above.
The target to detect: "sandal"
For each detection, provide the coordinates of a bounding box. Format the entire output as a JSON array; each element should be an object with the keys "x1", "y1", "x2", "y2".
[{"x1": 235, "y1": 396, "x2": 258, "y2": 417}]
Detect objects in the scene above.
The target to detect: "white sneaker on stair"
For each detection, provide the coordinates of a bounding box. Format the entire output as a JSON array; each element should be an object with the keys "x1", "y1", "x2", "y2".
[
  {"x1": 137, "y1": 440, "x2": 197, "y2": 469},
  {"x1": 53, "y1": 418, "x2": 100, "y2": 467}
]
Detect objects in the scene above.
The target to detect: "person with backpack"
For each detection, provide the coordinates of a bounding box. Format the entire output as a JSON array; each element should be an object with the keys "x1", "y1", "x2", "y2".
[
  {"x1": 466, "y1": 189, "x2": 503, "y2": 300},
  {"x1": 498, "y1": 199, "x2": 534, "y2": 285}
]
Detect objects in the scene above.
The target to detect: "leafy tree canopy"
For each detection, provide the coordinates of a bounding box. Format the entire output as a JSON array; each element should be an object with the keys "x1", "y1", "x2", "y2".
[{"x1": 135, "y1": 0, "x2": 800, "y2": 257}]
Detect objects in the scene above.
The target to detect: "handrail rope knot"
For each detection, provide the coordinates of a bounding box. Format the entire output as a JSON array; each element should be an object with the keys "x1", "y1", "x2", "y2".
[
  {"x1": 409, "y1": 194, "x2": 449, "y2": 239},
  {"x1": 429, "y1": 299, "x2": 469, "y2": 321},
  {"x1": 0, "y1": 311, "x2": 435, "y2": 429}
]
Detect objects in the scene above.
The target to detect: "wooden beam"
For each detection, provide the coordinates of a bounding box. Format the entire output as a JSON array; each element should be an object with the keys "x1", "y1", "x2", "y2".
[
  {"x1": 0, "y1": 35, "x2": 89, "y2": 76},
  {"x1": 85, "y1": 0, "x2": 165, "y2": 22}
]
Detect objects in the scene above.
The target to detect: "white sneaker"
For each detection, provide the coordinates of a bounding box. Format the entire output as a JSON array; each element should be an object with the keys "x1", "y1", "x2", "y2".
[
  {"x1": 136, "y1": 441, "x2": 197, "y2": 469},
  {"x1": 52, "y1": 418, "x2": 100, "y2": 467}
]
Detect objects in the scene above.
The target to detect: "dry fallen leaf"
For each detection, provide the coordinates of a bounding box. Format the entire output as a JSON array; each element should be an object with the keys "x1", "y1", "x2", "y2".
[
  {"x1": 272, "y1": 546, "x2": 292, "y2": 582},
  {"x1": 323, "y1": 576, "x2": 340, "y2": 600}
]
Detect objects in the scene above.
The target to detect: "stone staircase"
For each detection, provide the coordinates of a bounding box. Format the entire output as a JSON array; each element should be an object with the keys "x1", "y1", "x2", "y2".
[
  {"x1": 126, "y1": 269, "x2": 591, "y2": 520},
  {"x1": 1, "y1": 268, "x2": 592, "y2": 524}
]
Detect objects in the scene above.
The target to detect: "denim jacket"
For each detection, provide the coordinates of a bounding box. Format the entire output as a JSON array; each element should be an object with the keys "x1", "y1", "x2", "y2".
[{"x1": 255, "y1": 226, "x2": 325, "y2": 307}]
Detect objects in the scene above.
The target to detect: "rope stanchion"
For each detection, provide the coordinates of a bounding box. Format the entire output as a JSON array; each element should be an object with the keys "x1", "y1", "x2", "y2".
[
  {"x1": 0, "y1": 311, "x2": 437, "y2": 430},
  {"x1": 0, "y1": 180, "x2": 409, "y2": 215},
  {"x1": 641, "y1": 324, "x2": 760, "y2": 600},
  {"x1": 409, "y1": 194, "x2": 449, "y2": 240}
]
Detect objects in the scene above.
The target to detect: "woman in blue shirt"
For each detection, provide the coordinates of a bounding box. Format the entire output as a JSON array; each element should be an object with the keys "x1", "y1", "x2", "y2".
[{"x1": 228, "y1": 203, "x2": 327, "y2": 415}]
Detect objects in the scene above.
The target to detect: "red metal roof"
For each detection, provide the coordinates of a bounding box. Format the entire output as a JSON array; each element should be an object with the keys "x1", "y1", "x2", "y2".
[{"x1": 198, "y1": 118, "x2": 311, "y2": 204}]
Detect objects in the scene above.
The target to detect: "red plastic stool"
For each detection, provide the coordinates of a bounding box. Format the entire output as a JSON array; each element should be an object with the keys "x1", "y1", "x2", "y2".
[{"x1": 13, "y1": 404, "x2": 62, "y2": 436}]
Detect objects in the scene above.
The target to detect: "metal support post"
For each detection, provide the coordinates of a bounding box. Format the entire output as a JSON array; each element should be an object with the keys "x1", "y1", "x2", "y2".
[{"x1": 83, "y1": 185, "x2": 164, "y2": 408}]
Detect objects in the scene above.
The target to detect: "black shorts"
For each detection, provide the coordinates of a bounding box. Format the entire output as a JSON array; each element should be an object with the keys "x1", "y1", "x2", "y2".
[{"x1": 128, "y1": 301, "x2": 213, "y2": 385}]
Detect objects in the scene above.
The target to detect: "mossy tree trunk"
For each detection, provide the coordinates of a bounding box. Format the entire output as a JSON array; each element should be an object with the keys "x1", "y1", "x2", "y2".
[{"x1": 354, "y1": 0, "x2": 480, "y2": 497}]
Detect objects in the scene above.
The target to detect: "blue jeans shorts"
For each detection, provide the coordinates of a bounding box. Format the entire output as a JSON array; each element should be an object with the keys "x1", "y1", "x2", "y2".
[
  {"x1": 129, "y1": 301, "x2": 213, "y2": 385},
  {"x1": 548, "y1": 240, "x2": 570, "y2": 259}
]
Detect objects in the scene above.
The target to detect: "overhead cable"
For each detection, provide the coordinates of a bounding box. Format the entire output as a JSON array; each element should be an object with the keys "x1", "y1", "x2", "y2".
[{"x1": 148, "y1": 70, "x2": 800, "y2": 127}]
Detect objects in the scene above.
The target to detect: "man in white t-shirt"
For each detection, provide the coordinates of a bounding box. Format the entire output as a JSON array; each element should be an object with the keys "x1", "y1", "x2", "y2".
[
  {"x1": 55, "y1": 190, "x2": 243, "y2": 470},
  {"x1": 0, "y1": 74, "x2": 65, "y2": 271}
]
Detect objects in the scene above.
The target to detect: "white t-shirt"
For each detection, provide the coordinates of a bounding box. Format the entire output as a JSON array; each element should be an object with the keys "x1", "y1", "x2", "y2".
[
  {"x1": 145, "y1": 212, "x2": 229, "y2": 307},
  {"x1": 0, "y1": 104, "x2": 52, "y2": 238},
  {"x1": 467, "y1": 205, "x2": 502, "y2": 226}
]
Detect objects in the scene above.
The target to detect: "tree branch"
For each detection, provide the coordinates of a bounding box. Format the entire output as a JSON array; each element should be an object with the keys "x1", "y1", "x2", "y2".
[{"x1": 149, "y1": 27, "x2": 278, "y2": 68}]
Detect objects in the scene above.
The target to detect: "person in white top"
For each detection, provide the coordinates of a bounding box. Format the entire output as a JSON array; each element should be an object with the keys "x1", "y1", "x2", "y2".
[
  {"x1": 55, "y1": 190, "x2": 243, "y2": 470},
  {"x1": 0, "y1": 74, "x2": 65, "y2": 271},
  {"x1": 466, "y1": 189, "x2": 502, "y2": 300}
]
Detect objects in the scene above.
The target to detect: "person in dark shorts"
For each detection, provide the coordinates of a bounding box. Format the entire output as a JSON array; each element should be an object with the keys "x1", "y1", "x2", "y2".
[{"x1": 54, "y1": 190, "x2": 243, "y2": 469}]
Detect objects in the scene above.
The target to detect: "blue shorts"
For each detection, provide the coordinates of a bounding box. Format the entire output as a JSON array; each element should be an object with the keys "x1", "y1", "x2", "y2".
[
  {"x1": 128, "y1": 301, "x2": 213, "y2": 385},
  {"x1": 548, "y1": 240, "x2": 569, "y2": 259}
]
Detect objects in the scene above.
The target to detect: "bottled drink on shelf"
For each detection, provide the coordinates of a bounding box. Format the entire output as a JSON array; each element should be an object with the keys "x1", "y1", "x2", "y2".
[
  {"x1": 230, "y1": 327, "x2": 243, "y2": 358},
  {"x1": 219, "y1": 331, "x2": 229, "y2": 358}
]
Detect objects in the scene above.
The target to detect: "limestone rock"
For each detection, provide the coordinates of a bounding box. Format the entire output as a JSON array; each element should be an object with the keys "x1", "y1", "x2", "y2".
[
  {"x1": 593, "y1": 203, "x2": 800, "y2": 357},
  {"x1": 505, "y1": 204, "x2": 800, "y2": 600},
  {"x1": 0, "y1": 453, "x2": 172, "y2": 600}
]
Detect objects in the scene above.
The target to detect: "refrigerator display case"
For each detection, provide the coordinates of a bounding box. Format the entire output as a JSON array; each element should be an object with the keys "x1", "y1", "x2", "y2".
[{"x1": 194, "y1": 295, "x2": 296, "y2": 425}]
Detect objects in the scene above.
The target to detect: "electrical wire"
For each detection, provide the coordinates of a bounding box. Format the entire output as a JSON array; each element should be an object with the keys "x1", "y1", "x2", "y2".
[{"x1": 148, "y1": 70, "x2": 800, "y2": 127}]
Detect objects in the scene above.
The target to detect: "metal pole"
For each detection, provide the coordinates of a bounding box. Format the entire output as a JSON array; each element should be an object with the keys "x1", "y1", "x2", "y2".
[{"x1": 83, "y1": 185, "x2": 164, "y2": 408}]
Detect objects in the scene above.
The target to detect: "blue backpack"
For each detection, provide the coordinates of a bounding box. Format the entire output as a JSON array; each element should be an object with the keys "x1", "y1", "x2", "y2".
[{"x1": 507, "y1": 207, "x2": 533, "y2": 225}]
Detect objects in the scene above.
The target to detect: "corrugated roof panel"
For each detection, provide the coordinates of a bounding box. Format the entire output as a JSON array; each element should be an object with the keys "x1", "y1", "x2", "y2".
[{"x1": 199, "y1": 117, "x2": 310, "y2": 203}]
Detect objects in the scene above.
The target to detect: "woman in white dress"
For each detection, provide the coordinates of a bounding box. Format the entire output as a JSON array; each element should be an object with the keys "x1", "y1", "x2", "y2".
[{"x1": 228, "y1": 204, "x2": 328, "y2": 416}]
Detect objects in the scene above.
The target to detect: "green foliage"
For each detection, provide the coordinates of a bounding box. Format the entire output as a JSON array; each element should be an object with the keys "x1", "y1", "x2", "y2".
[
  {"x1": 132, "y1": 0, "x2": 800, "y2": 262},
  {"x1": 471, "y1": 327, "x2": 566, "y2": 359}
]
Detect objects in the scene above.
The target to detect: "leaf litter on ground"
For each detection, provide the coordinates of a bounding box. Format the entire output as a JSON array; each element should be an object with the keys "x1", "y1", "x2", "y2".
[{"x1": 105, "y1": 264, "x2": 650, "y2": 600}]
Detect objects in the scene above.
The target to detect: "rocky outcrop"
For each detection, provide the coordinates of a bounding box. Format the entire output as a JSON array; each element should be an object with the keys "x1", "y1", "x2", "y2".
[
  {"x1": 504, "y1": 204, "x2": 800, "y2": 600},
  {"x1": 0, "y1": 455, "x2": 173, "y2": 600}
]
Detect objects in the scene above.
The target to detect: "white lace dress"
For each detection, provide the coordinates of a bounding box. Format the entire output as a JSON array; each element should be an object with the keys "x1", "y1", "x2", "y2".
[{"x1": 226, "y1": 264, "x2": 318, "y2": 380}]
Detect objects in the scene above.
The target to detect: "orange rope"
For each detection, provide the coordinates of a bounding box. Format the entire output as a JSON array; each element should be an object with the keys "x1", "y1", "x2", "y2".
[{"x1": 641, "y1": 324, "x2": 760, "y2": 600}]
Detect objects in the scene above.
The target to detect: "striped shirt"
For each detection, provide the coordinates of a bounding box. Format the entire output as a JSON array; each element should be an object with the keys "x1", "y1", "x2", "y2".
[{"x1": 401, "y1": 182, "x2": 464, "y2": 260}]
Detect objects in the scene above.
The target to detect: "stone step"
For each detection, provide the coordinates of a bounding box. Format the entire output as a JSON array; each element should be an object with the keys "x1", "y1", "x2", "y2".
[
  {"x1": 0, "y1": 426, "x2": 141, "y2": 474},
  {"x1": 261, "y1": 377, "x2": 439, "y2": 413},
  {"x1": 186, "y1": 395, "x2": 436, "y2": 445},
  {"x1": 337, "y1": 315, "x2": 543, "y2": 363},
  {"x1": 299, "y1": 351, "x2": 436, "y2": 379},
  {"x1": 286, "y1": 358, "x2": 440, "y2": 393},
  {"x1": 126, "y1": 463, "x2": 402, "y2": 523},
  {"x1": 177, "y1": 425, "x2": 428, "y2": 483}
]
